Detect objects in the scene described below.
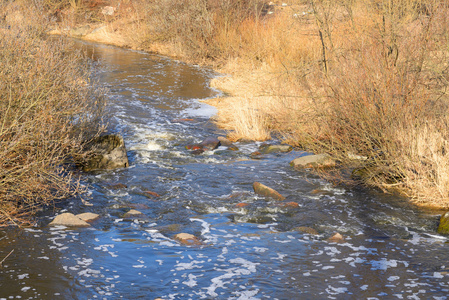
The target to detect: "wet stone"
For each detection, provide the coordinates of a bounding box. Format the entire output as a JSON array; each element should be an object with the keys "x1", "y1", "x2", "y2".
[
  {"x1": 327, "y1": 232, "x2": 345, "y2": 243},
  {"x1": 199, "y1": 136, "x2": 221, "y2": 150},
  {"x1": 49, "y1": 213, "x2": 91, "y2": 227},
  {"x1": 174, "y1": 233, "x2": 201, "y2": 246},
  {"x1": 82, "y1": 134, "x2": 129, "y2": 172},
  {"x1": 253, "y1": 182, "x2": 286, "y2": 201},
  {"x1": 109, "y1": 183, "x2": 128, "y2": 189},
  {"x1": 279, "y1": 201, "x2": 300, "y2": 208},
  {"x1": 157, "y1": 224, "x2": 182, "y2": 234},
  {"x1": 76, "y1": 212, "x2": 100, "y2": 222},
  {"x1": 258, "y1": 144, "x2": 293, "y2": 154},
  {"x1": 144, "y1": 190, "x2": 160, "y2": 197},
  {"x1": 293, "y1": 226, "x2": 319, "y2": 235},
  {"x1": 290, "y1": 153, "x2": 336, "y2": 169},
  {"x1": 123, "y1": 209, "x2": 147, "y2": 219}
]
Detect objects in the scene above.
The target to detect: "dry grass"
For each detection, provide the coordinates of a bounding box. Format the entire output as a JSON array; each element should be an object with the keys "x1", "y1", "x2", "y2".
[{"x1": 0, "y1": 2, "x2": 107, "y2": 225}]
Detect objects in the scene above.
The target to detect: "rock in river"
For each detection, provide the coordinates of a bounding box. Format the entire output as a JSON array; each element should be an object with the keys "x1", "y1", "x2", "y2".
[
  {"x1": 174, "y1": 233, "x2": 202, "y2": 246},
  {"x1": 253, "y1": 182, "x2": 286, "y2": 201},
  {"x1": 82, "y1": 134, "x2": 129, "y2": 172},
  {"x1": 290, "y1": 153, "x2": 336, "y2": 169},
  {"x1": 259, "y1": 144, "x2": 293, "y2": 154},
  {"x1": 49, "y1": 213, "x2": 91, "y2": 227},
  {"x1": 437, "y1": 212, "x2": 449, "y2": 234}
]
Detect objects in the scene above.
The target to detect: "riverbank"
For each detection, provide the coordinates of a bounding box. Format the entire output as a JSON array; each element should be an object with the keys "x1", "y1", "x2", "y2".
[
  {"x1": 4, "y1": 0, "x2": 449, "y2": 210},
  {"x1": 0, "y1": 2, "x2": 108, "y2": 225}
]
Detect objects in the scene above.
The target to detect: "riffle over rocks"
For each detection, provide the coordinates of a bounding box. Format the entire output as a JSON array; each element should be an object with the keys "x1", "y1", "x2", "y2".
[{"x1": 82, "y1": 134, "x2": 129, "y2": 172}]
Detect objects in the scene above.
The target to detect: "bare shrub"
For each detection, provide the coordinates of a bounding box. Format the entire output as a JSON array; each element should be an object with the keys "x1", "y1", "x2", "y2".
[
  {"x1": 0, "y1": 25, "x2": 107, "y2": 225},
  {"x1": 296, "y1": 0, "x2": 449, "y2": 207}
]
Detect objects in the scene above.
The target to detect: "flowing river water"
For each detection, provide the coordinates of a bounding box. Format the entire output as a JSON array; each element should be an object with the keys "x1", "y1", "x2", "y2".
[{"x1": 1, "y1": 40, "x2": 449, "y2": 300}]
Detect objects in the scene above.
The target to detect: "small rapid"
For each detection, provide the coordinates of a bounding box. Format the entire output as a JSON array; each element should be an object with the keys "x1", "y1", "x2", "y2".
[{"x1": 1, "y1": 40, "x2": 448, "y2": 300}]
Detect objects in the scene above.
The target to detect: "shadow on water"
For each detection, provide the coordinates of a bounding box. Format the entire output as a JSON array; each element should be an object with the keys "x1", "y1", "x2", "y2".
[{"x1": 1, "y1": 39, "x2": 449, "y2": 299}]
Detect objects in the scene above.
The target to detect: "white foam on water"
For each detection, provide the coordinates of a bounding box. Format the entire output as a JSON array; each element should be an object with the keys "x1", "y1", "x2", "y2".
[
  {"x1": 182, "y1": 274, "x2": 198, "y2": 287},
  {"x1": 190, "y1": 218, "x2": 210, "y2": 235},
  {"x1": 174, "y1": 260, "x2": 205, "y2": 271},
  {"x1": 369, "y1": 258, "x2": 406, "y2": 271},
  {"x1": 326, "y1": 285, "x2": 348, "y2": 295},
  {"x1": 181, "y1": 101, "x2": 218, "y2": 118},
  {"x1": 17, "y1": 274, "x2": 29, "y2": 280}
]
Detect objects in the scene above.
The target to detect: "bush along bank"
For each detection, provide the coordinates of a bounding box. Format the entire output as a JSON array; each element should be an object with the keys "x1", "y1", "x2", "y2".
[{"x1": 0, "y1": 20, "x2": 107, "y2": 225}]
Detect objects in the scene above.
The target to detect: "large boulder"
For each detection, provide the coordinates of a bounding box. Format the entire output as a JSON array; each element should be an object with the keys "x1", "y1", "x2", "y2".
[
  {"x1": 253, "y1": 182, "x2": 286, "y2": 201},
  {"x1": 290, "y1": 153, "x2": 336, "y2": 169},
  {"x1": 83, "y1": 134, "x2": 129, "y2": 172}
]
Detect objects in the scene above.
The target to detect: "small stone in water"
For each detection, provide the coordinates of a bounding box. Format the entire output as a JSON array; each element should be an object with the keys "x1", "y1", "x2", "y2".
[
  {"x1": 145, "y1": 190, "x2": 160, "y2": 197},
  {"x1": 76, "y1": 212, "x2": 100, "y2": 222},
  {"x1": 328, "y1": 232, "x2": 345, "y2": 243},
  {"x1": 174, "y1": 233, "x2": 201, "y2": 245}
]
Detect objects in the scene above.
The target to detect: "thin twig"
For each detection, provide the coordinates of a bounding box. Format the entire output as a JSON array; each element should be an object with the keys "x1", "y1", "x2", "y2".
[{"x1": 0, "y1": 249, "x2": 14, "y2": 267}]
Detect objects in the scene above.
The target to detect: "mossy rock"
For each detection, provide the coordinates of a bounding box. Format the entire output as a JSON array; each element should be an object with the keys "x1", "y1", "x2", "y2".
[
  {"x1": 437, "y1": 212, "x2": 449, "y2": 235},
  {"x1": 83, "y1": 134, "x2": 129, "y2": 172}
]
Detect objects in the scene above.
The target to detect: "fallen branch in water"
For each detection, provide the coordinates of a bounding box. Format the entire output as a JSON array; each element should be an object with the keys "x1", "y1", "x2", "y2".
[{"x1": 0, "y1": 249, "x2": 14, "y2": 267}]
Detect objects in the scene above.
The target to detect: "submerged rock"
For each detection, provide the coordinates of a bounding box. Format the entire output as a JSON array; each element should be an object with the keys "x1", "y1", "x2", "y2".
[
  {"x1": 174, "y1": 233, "x2": 201, "y2": 246},
  {"x1": 109, "y1": 183, "x2": 128, "y2": 190},
  {"x1": 82, "y1": 134, "x2": 129, "y2": 172},
  {"x1": 253, "y1": 182, "x2": 286, "y2": 201},
  {"x1": 199, "y1": 136, "x2": 221, "y2": 150},
  {"x1": 293, "y1": 226, "x2": 319, "y2": 235},
  {"x1": 123, "y1": 209, "x2": 147, "y2": 219},
  {"x1": 437, "y1": 212, "x2": 449, "y2": 234},
  {"x1": 49, "y1": 213, "x2": 90, "y2": 227},
  {"x1": 327, "y1": 232, "x2": 345, "y2": 243},
  {"x1": 290, "y1": 153, "x2": 336, "y2": 169}
]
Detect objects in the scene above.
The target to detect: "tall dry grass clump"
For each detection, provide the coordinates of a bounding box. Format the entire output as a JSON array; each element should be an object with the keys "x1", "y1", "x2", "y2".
[{"x1": 0, "y1": 4, "x2": 107, "y2": 225}]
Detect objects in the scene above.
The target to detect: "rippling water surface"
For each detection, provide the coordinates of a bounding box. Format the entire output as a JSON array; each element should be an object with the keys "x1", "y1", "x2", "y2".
[{"x1": 1, "y1": 40, "x2": 449, "y2": 300}]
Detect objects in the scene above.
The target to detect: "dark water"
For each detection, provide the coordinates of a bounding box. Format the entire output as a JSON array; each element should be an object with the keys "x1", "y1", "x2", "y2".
[{"x1": 1, "y1": 40, "x2": 449, "y2": 300}]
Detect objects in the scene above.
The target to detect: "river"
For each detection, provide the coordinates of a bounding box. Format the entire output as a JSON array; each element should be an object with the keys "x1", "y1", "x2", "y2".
[{"x1": 1, "y1": 40, "x2": 449, "y2": 300}]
